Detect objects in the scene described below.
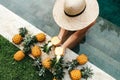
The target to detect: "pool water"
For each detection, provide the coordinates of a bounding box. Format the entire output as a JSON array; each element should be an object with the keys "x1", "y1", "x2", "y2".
[{"x1": 98, "y1": 0, "x2": 120, "y2": 27}]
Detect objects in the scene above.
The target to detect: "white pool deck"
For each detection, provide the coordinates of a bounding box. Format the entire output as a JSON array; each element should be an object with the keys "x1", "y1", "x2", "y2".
[{"x1": 0, "y1": 4, "x2": 116, "y2": 80}]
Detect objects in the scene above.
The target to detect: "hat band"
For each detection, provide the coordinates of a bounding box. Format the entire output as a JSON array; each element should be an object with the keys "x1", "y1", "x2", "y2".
[{"x1": 64, "y1": 6, "x2": 86, "y2": 17}]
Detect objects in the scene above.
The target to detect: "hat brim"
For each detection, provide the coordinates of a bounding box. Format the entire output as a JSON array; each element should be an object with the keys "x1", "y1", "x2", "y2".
[{"x1": 53, "y1": 0, "x2": 99, "y2": 31}]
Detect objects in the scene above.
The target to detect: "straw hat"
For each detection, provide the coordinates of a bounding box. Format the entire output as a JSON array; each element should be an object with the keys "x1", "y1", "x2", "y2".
[{"x1": 53, "y1": 0, "x2": 99, "y2": 31}]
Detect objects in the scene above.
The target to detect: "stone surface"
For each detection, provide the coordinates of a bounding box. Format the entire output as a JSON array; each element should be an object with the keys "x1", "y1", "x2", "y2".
[
  {"x1": 0, "y1": 0, "x2": 59, "y2": 36},
  {"x1": 0, "y1": 4, "x2": 116, "y2": 80}
]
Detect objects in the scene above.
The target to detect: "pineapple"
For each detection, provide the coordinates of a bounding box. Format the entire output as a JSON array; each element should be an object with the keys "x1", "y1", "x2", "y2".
[
  {"x1": 32, "y1": 45, "x2": 42, "y2": 57},
  {"x1": 54, "y1": 47, "x2": 64, "y2": 56},
  {"x1": 12, "y1": 27, "x2": 28, "y2": 44},
  {"x1": 35, "y1": 33, "x2": 46, "y2": 42},
  {"x1": 12, "y1": 34, "x2": 23, "y2": 44},
  {"x1": 76, "y1": 54, "x2": 88, "y2": 65},
  {"x1": 51, "y1": 36, "x2": 61, "y2": 46},
  {"x1": 70, "y1": 69, "x2": 81, "y2": 80},
  {"x1": 42, "y1": 57, "x2": 51, "y2": 69},
  {"x1": 14, "y1": 50, "x2": 25, "y2": 61},
  {"x1": 53, "y1": 77, "x2": 57, "y2": 80}
]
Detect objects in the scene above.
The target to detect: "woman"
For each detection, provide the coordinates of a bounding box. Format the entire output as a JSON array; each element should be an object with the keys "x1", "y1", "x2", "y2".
[{"x1": 52, "y1": 0, "x2": 99, "y2": 54}]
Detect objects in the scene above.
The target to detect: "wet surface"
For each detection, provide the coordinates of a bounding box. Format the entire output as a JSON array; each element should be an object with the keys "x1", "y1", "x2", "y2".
[{"x1": 98, "y1": 0, "x2": 120, "y2": 27}]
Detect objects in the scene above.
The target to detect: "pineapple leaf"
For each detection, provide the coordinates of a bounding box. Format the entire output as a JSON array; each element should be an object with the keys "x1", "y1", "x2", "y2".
[
  {"x1": 38, "y1": 67, "x2": 46, "y2": 76},
  {"x1": 81, "y1": 67, "x2": 93, "y2": 80},
  {"x1": 23, "y1": 46, "x2": 31, "y2": 55},
  {"x1": 38, "y1": 68, "x2": 53, "y2": 80},
  {"x1": 31, "y1": 36, "x2": 38, "y2": 43},
  {"x1": 33, "y1": 58, "x2": 42, "y2": 70},
  {"x1": 51, "y1": 57, "x2": 65, "y2": 80},
  {"x1": 19, "y1": 27, "x2": 28, "y2": 37},
  {"x1": 23, "y1": 35, "x2": 37, "y2": 47},
  {"x1": 41, "y1": 42, "x2": 53, "y2": 54},
  {"x1": 23, "y1": 35, "x2": 33, "y2": 46},
  {"x1": 66, "y1": 60, "x2": 79, "y2": 71}
]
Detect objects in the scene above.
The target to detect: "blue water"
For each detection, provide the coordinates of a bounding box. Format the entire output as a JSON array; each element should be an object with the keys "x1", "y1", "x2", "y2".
[{"x1": 98, "y1": 0, "x2": 120, "y2": 27}]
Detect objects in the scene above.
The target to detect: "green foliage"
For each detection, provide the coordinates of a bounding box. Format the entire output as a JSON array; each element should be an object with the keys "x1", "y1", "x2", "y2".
[
  {"x1": 33, "y1": 58, "x2": 42, "y2": 70},
  {"x1": 22, "y1": 35, "x2": 33, "y2": 55},
  {"x1": 66, "y1": 60, "x2": 79, "y2": 71},
  {"x1": 41, "y1": 41, "x2": 53, "y2": 54},
  {"x1": 23, "y1": 35, "x2": 34, "y2": 47},
  {"x1": 0, "y1": 35, "x2": 39, "y2": 80},
  {"x1": 31, "y1": 36, "x2": 38, "y2": 43},
  {"x1": 33, "y1": 58, "x2": 53, "y2": 80},
  {"x1": 19, "y1": 27, "x2": 28, "y2": 37},
  {"x1": 23, "y1": 35, "x2": 37, "y2": 47},
  {"x1": 81, "y1": 67, "x2": 93, "y2": 80},
  {"x1": 23, "y1": 46, "x2": 31, "y2": 55},
  {"x1": 51, "y1": 57, "x2": 65, "y2": 80}
]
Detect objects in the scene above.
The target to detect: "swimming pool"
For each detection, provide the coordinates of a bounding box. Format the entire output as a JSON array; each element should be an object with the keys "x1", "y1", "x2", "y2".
[{"x1": 98, "y1": 0, "x2": 120, "y2": 27}]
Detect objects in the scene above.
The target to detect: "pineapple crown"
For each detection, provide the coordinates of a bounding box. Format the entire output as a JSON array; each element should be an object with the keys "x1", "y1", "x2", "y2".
[
  {"x1": 23, "y1": 35, "x2": 37, "y2": 47},
  {"x1": 41, "y1": 41, "x2": 53, "y2": 54},
  {"x1": 22, "y1": 35, "x2": 38, "y2": 55},
  {"x1": 33, "y1": 58, "x2": 45, "y2": 76},
  {"x1": 66, "y1": 60, "x2": 79, "y2": 71},
  {"x1": 51, "y1": 56, "x2": 65, "y2": 80},
  {"x1": 81, "y1": 67, "x2": 93, "y2": 80},
  {"x1": 23, "y1": 46, "x2": 31, "y2": 55},
  {"x1": 19, "y1": 27, "x2": 28, "y2": 37}
]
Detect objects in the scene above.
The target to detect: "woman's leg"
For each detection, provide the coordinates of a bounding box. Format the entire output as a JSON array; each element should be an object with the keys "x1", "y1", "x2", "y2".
[
  {"x1": 62, "y1": 21, "x2": 96, "y2": 49},
  {"x1": 58, "y1": 28, "x2": 69, "y2": 43},
  {"x1": 61, "y1": 29, "x2": 85, "y2": 49}
]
